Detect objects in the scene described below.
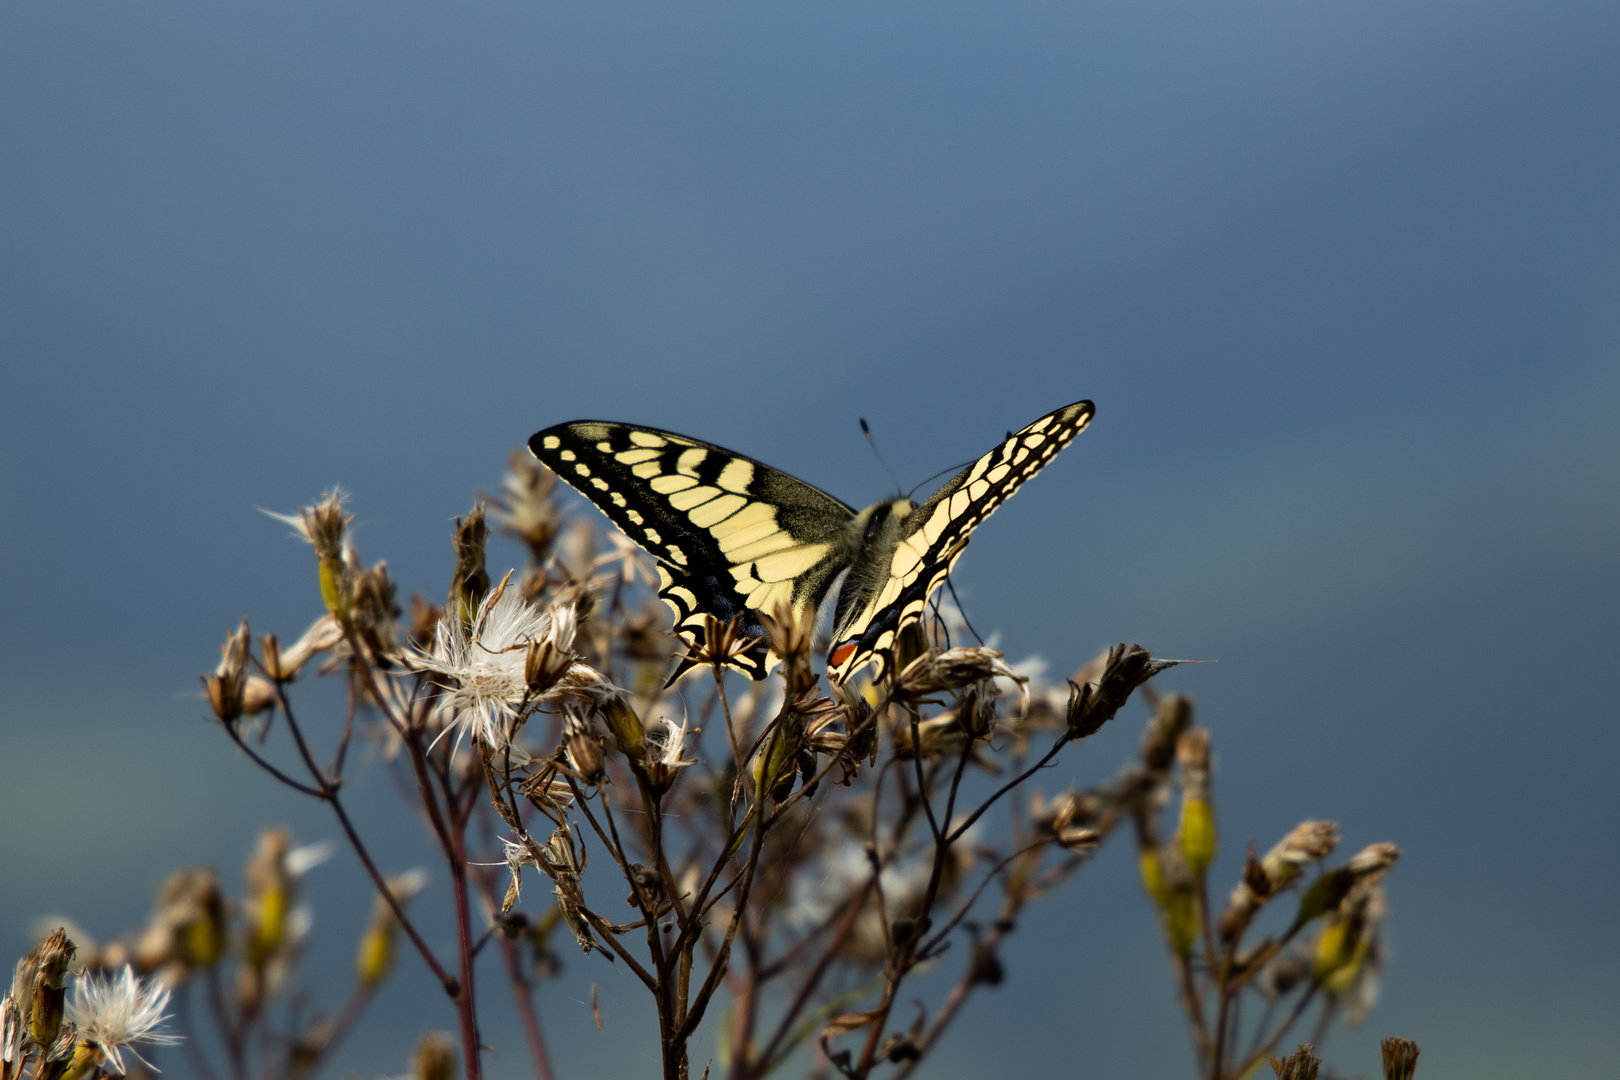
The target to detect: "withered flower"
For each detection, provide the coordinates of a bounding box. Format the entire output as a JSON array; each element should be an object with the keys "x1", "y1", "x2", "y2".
[
  {"x1": 65, "y1": 967, "x2": 180, "y2": 1075},
  {"x1": 1140, "y1": 693, "x2": 1192, "y2": 772},
  {"x1": 681, "y1": 613, "x2": 761, "y2": 675},
  {"x1": 536, "y1": 828, "x2": 600, "y2": 956},
  {"x1": 1066, "y1": 643, "x2": 1178, "y2": 741},
  {"x1": 759, "y1": 602, "x2": 817, "y2": 696},
  {"x1": 411, "y1": 1032, "x2": 458, "y2": 1080},
  {"x1": 1292, "y1": 842, "x2": 1401, "y2": 930},
  {"x1": 491, "y1": 448, "x2": 563, "y2": 562},
  {"x1": 559, "y1": 708, "x2": 607, "y2": 785},
  {"x1": 263, "y1": 488, "x2": 351, "y2": 565},
  {"x1": 897, "y1": 647, "x2": 1024, "y2": 704},
  {"x1": 953, "y1": 679, "x2": 999, "y2": 740},
  {"x1": 447, "y1": 504, "x2": 490, "y2": 628},
  {"x1": 265, "y1": 615, "x2": 344, "y2": 683},
  {"x1": 1381, "y1": 1037, "x2": 1421, "y2": 1080},
  {"x1": 1221, "y1": 821, "x2": 1339, "y2": 940},
  {"x1": 644, "y1": 715, "x2": 699, "y2": 795},
  {"x1": 351, "y1": 560, "x2": 402, "y2": 653},
  {"x1": 403, "y1": 578, "x2": 595, "y2": 750},
  {"x1": 263, "y1": 488, "x2": 354, "y2": 618},
  {"x1": 619, "y1": 608, "x2": 674, "y2": 663},
  {"x1": 523, "y1": 603, "x2": 578, "y2": 696},
  {"x1": 499, "y1": 838, "x2": 541, "y2": 915},
  {"x1": 202, "y1": 618, "x2": 252, "y2": 724},
  {"x1": 1267, "y1": 1043, "x2": 1321, "y2": 1080}
]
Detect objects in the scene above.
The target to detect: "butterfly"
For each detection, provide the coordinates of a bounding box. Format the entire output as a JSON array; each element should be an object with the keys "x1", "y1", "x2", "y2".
[{"x1": 529, "y1": 400, "x2": 1094, "y2": 686}]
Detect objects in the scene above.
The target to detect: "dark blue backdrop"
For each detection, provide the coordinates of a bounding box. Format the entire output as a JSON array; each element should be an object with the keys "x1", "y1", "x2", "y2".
[{"x1": 2, "y1": 1, "x2": 1617, "y2": 1075}]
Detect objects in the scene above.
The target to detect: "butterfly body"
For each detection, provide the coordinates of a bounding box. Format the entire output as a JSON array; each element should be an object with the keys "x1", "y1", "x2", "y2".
[{"x1": 529, "y1": 400, "x2": 1094, "y2": 685}]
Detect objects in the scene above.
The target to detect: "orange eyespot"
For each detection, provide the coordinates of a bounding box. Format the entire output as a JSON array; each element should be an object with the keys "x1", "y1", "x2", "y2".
[{"x1": 830, "y1": 642, "x2": 858, "y2": 666}]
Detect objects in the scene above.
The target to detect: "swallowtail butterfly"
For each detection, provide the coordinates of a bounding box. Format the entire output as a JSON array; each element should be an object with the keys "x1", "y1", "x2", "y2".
[{"x1": 529, "y1": 400, "x2": 1094, "y2": 685}]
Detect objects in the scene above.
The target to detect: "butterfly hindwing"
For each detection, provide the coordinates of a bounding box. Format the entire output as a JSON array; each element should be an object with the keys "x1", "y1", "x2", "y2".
[
  {"x1": 826, "y1": 400, "x2": 1095, "y2": 684},
  {"x1": 529, "y1": 421, "x2": 857, "y2": 682}
]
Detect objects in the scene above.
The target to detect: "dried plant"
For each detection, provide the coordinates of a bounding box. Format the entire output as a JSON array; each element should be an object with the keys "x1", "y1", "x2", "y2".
[{"x1": 3, "y1": 454, "x2": 1422, "y2": 1080}]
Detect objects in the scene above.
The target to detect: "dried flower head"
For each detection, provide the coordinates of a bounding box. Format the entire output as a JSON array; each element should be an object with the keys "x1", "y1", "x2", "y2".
[
  {"x1": 1222, "y1": 820, "x2": 1340, "y2": 940},
  {"x1": 448, "y1": 504, "x2": 491, "y2": 627},
  {"x1": 262, "y1": 488, "x2": 351, "y2": 565},
  {"x1": 680, "y1": 613, "x2": 761, "y2": 678},
  {"x1": 500, "y1": 838, "x2": 541, "y2": 914},
  {"x1": 645, "y1": 715, "x2": 700, "y2": 795},
  {"x1": 403, "y1": 577, "x2": 573, "y2": 749},
  {"x1": 202, "y1": 618, "x2": 252, "y2": 724},
  {"x1": 898, "y1": 647, "x2": 1024, "y2": 702},
  {"x1": 523, "y1": 603, "x2": 578, "y2": 696},
  {"x1": 492, "y1": 448, "x2": 563, "y2": 562},
  {"x1": 65, "y1": 966, "x2": 181, "y2": 1075},
  {"x1": 1380, "y1": 1036, "x2": 1421, "y2": 1080},
  {"x1": 1267, "y1": 1043, "x2": 1321, "y2": 1080},
  {"x1": 1140, "y1": 693, "x2": 1192, "y2": 771},
  {"x1": 410, "y1": 1031, "x2": 458, "y2": 1080},
  {"x1": 536, "y1": 828, "x2": 599, "y2": 956},
  {"x1": 1065, "y1": 643, "x2": 1178, "y2": 740},
  {"x1": 559, "y1": 708, "x2": 607, "y2": 786}
]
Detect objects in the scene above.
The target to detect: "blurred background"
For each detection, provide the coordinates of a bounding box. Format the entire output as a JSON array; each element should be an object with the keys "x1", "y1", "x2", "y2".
[{"x1": 2, "y1": 0, "x2": 1617, "y2": 1076}]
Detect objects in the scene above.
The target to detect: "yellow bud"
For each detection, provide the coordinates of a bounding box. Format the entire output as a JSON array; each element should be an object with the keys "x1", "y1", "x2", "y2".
[
  {"x1": 184, "y1": 916, "x2": 226, "y2": 969},
  {"x1": 600, "y1": 696, "x2": 646, "y2": 761},
  {"x1": 60, "y1": 1042, "x2": 100, "y2": 1080},
  {"x1": 1138, "y1": 850, "x2": 1169, "y2": 909},
  {"x1": 356, "y1": 923, "x2": 395, "y2": 990},
  {"x1": 1164, "y1": 889, "x2": 1198, "y2": 957},
  {"x1": 1179, "y1": 799, "x2": 1217, "y2": 878},
  {"x1": 319, "y1": 559, "x2": 349, "y2": 620},
  {"x1": 251, "y1": 886, "x2": 288, "y2": 964},
  {"x1": 411, "y1": 1032, "x2": 458, "y2": 1080},
  {"x1": 1313, "y1": 915, "x2": 1356, "y2": 983}
]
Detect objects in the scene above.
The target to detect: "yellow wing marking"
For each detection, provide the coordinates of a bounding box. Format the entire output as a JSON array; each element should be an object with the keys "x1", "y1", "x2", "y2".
[
  {"x1": 650, "y1": 474, "x2": 696, "y2": 494},
  {"x1": 677, "y1": 448, "x2": 709, "y2": 476},
  {"x1": 668, "y1": 484, "x2": 720, "y2": 511},
  {"x1": 717, "y1": 458, "x2": 755, "y2": 493},
  {"x1": 690, "y1": 493, "x2": 747, "y2": 527}
]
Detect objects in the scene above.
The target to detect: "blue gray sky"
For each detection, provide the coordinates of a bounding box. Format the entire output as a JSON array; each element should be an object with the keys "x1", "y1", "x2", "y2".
[{"x1": 2, "y1": 0, "x2": 1618, "y2": 1076}]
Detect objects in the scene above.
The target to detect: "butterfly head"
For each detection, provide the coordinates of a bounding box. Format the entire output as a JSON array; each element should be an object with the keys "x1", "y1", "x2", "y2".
[{"x1": 849, "y1": 496, "x2": 915, "y2": 555}]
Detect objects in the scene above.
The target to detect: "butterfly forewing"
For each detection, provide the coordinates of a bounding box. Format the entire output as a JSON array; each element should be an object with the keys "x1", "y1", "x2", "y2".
[
  {"x1": 826, "y1": 400, "x2": 1095, "y2": 684},
  {"x1": 529, "y1": 422, "x2": 857, "y2": 682}
]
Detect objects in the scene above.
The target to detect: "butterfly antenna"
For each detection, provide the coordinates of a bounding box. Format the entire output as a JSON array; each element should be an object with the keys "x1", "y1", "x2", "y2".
[
  {"x1": 945, "y1": 575, "x2": 987, "y2": 646},
  {"x1": 860, "y1": 417, "x2": 904, "y2": 497},
  {"x1": 907, "y1": 459, "x2": 974, "y2": 502}
]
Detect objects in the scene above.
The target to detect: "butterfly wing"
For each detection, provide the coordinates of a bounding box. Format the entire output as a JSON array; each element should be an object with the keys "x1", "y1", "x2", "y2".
[
  {"x1": 826, "y1": 399, "x2": 1095, "y2": 684},
  {"x1": 529, "y1": 421, "x2": 857, "y2": 682}
]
